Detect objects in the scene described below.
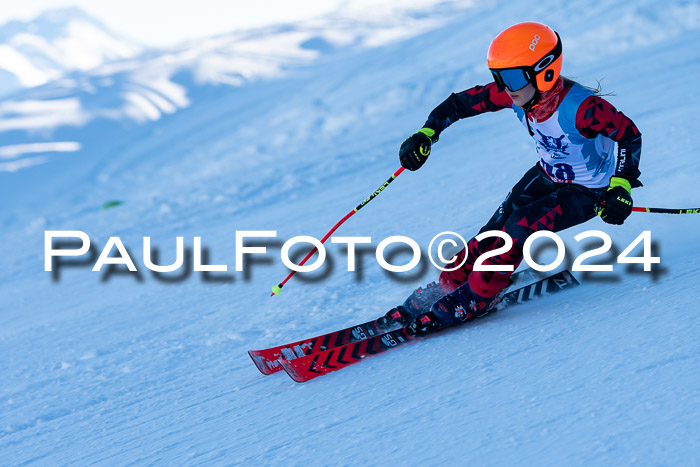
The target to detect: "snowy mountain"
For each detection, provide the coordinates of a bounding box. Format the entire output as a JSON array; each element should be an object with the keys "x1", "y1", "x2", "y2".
[
  {"x1": 1, "y1": 0, "x2": 699, "y2": 464},
  {"x1": 0, "y1": 1, "x2": 460, "y2": 183},
  {"x1": 0, "y1": 1, "x2": 456, "y2": 128},
  {"x1": 0, "y1": 7, "x2": 141, "y2": 97}
]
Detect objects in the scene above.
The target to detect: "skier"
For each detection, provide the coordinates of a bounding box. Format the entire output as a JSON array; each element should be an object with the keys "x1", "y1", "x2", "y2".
[{"x1": 386, "y1": 22, "x2": 642, "y2": 335}]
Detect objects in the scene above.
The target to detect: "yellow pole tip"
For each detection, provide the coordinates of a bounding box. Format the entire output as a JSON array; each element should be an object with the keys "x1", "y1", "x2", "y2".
[{"x1": 272, "y1": 285, "x2": 282, "y2": 295}]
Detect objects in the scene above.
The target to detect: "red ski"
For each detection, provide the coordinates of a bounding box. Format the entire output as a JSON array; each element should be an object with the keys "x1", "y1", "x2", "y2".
[
  {"x1": 279, "y1": 326, "x2": 416, "y2": 382},
  {"x1": 248, "y1": 316, "x2": 402, "y2": 375},
  {"x1": 248, "y1": 268, "x2": 551, "y2": 375},
  {"x1": 280, "y1": 270, "x2": 579, "y2": 382}
]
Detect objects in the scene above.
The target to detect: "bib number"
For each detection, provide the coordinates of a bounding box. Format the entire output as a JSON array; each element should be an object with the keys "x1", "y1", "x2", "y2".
[{"x1": 542, "y1": 161, "x2": 575, "y2": 182}]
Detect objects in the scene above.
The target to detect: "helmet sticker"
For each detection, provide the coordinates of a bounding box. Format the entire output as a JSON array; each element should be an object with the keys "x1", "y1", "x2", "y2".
[{"x1": 534, "y1": 54, "x2": 555, "y2": 72}]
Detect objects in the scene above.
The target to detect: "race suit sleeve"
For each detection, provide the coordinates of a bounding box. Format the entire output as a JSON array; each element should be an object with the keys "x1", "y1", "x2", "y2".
[
  {"x1": 423, "y1": 82, "x2": 513, "y2": 140},
  {"x1": 575, "y1": 95, "x2": 643, "y2": 187}
]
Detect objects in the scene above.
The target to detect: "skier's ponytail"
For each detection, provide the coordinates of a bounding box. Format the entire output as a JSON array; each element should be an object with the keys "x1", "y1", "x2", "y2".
[{"x1": 563, "y1": 76, "x2": 615, "y2": 97}]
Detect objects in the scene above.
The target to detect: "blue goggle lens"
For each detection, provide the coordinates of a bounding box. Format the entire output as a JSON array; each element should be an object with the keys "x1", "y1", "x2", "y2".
[{"x1": 491, "y1": 68, "x2": 530, "y2": 92}]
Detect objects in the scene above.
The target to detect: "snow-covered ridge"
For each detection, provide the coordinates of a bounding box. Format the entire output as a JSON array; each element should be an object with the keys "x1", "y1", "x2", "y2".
[
  {"x1": 0, "y1": 7, "x2": 141, "y2": 97},
  {"x1": 3, "y1": 0, "x2": 699, "y2": 139},
  {"x1": 4, "y1": 1, "x2": 455, "y2": 120},
  {"x1": 0, "y1": 1, "x2": 461, "y2": 172}
]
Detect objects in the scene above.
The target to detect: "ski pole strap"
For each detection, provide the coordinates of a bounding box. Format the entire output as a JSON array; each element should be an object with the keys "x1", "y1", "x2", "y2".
[
  {"x1": 633, "y1": 207, "x2": 700, "y2": 214},
  {"x1": 271, "y1": 166, "x2": 406, "y2": 295}
]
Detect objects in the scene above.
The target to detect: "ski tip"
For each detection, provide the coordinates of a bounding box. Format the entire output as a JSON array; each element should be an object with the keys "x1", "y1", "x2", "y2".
[
  {"x1": 279, "y1": 359, "x2": 308, "y2": 383},
  {"x1": 248, "y1": 350, "x2": 277, "y2": 375}
]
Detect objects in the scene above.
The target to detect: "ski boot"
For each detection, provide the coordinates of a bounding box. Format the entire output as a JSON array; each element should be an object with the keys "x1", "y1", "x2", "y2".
[
  {"x1": 377, "y1": 281, "x2": 446, "y2": 329},
  {"x1": 407, "y1": 280, "x2": 500, "y2": 336}
]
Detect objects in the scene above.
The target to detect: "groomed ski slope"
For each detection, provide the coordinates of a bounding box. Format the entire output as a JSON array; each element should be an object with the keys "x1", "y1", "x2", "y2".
[{"x1": 1, "y1": 0, "x2": 699, "y2": 464}]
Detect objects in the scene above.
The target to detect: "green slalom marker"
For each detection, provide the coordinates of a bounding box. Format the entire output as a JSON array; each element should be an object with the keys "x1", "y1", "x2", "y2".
[{"x1": 102, "y1": 200, "x2": 123, "y2": 210}]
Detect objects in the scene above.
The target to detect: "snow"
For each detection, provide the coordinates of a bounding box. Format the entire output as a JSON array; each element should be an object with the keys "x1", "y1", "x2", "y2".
[
  {"x1": 0, "y1": 155, "x2": 49, "y2": 173},
  {"x1": 0, "y1": 142, "x2": 80, "y2": 172},
  {"x1": 0, "y1": 7, "x2": 142, "y2": 98},
  {"x1": 0, "y1": 44, "x2": 53, "y2": 88},
  {"x1": 1, "y1": 0, "x2": 699, "y2": 465},
  {"x1": 0, "y1": 98, "x2": 88, "y2": 132}
]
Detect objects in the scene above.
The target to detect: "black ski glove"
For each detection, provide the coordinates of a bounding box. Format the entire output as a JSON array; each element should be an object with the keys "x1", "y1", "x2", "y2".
[
  {"x1": 399, "y1": 128, "x2": 436, "y2": 171},
  {"x1": 596, "y1": 177, "x2": 633, "y2": 225}
]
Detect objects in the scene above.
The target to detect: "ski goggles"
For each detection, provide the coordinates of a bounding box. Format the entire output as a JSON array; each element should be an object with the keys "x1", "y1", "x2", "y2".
[
  {"x1": 490, "y1": 32, "x2": 563, "y2": 93},
  {"x1": 490, "y1": 68, "x2": 533, "y2": 92}
]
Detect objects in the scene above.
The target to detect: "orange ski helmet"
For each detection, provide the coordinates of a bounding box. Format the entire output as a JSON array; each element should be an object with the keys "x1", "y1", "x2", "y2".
[{"x1": 487, "y1": 22, "x2": 562, "y2": 93}]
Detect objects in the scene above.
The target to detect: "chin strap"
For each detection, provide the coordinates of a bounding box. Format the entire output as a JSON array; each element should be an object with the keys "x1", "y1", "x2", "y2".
[{"x1": 523, "y1": 91, "x2": 541, "y2": 136}]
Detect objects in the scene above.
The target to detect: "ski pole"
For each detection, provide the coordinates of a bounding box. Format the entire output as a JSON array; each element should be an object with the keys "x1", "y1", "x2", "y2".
[
  {"x1": 271, "y1": 166, "x2": 406, "y2": 296},
  {"x1": 633, "y1": 207, "x2": 700, "y2": 214}
]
